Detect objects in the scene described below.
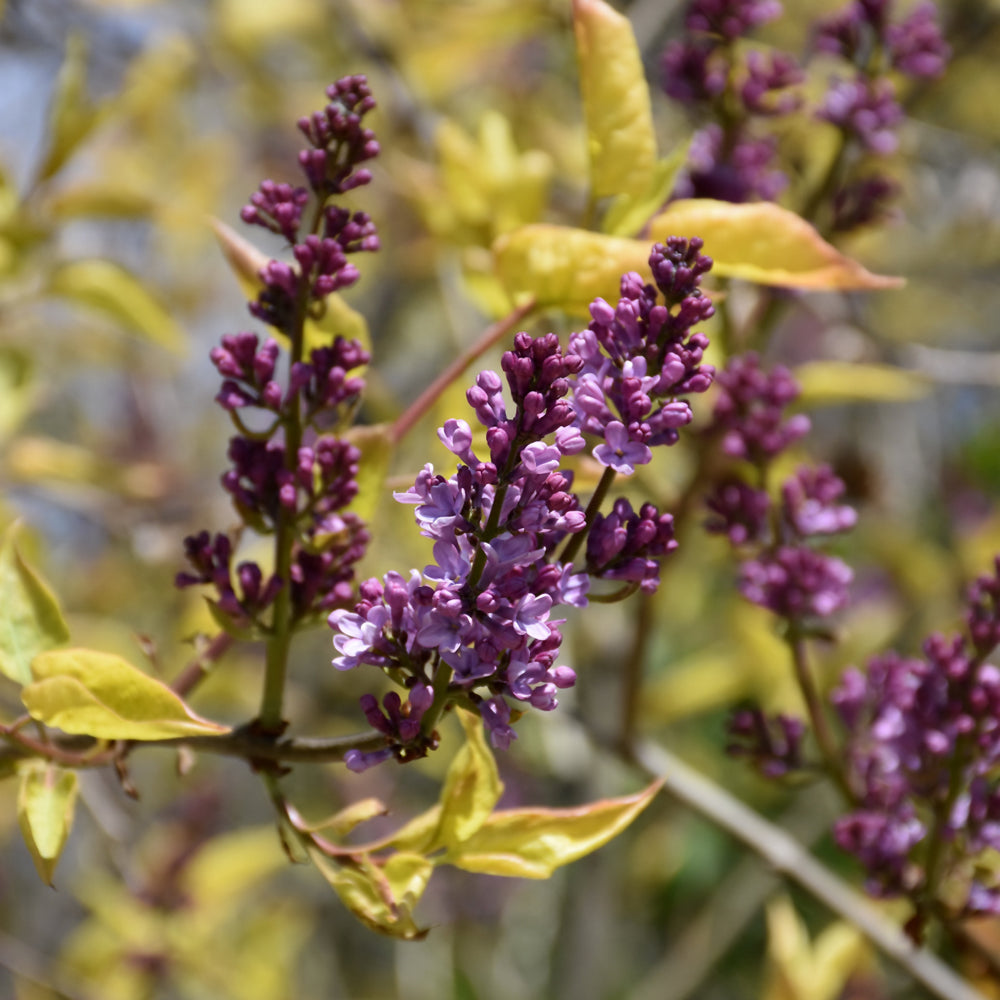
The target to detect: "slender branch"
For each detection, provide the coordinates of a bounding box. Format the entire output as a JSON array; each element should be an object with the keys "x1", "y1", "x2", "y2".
[
  {"x1": 633, "y1": 741, "x2": 989, "y2": 1000},
  {"x1": 171, "y1": 632, "x2": 234, "y2": 698},
  {"x1": 0, "y1": 726, "x2": 390, "y2": 768},
  {"x1": 560, "y1": 465, "x2": 617, "y2": 565},
  {"x1": 389, "y1": 299, "x2": 536, "y2": 445}
]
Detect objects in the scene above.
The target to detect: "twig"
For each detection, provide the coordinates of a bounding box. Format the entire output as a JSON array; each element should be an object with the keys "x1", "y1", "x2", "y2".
[
  {"x1": 633, "y1": 740, "x2": 990, "y2": 1000},
  {"x1": 390, "y1": 299, "x2": 536, "y2": 444},
  {"x1": 170, "y1": 632, "x2": 234, "y2": 698}
]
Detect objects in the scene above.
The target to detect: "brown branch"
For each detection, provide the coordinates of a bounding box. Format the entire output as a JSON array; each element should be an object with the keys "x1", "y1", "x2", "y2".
[{"x1": 390, "y1": 299, "x2": 536, "y2": 445}]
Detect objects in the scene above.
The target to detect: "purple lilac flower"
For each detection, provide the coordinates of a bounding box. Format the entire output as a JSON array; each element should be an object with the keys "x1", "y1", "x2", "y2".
[
  {"x1": 830, "y1": 561, "x2": 1000, "y2": 910},
  {"x1": 819, "y1": 77, "x2": 904, "y2": 155},
  {"x1": 704, "y1": 478, "x2": 771, "y2": 546},
  {"x1": 831, "y1": 174, "x2": 900, "y2": 232},
  {"x1": 740, "y1": 51, "x2": 804, "y2": 117},
  {"x1": 685, "y1": 0, "x2": 782, "y2": 40},
  {"x1": 179, "y1": 78, "x2": 380, "y2": 635},
  {"x1": 782, "y1": 465, "x2": 858, "y2": 537},
  {"x1": 586, "y1": 499, "x2": 677, "y2": 592},
  {"x1": 887, "y1": 2, "x2": 950, "y2": 78},
  {"x1": 726, "y1": 707, "x2": 807, "y2": 777},
  {"x1": 676, "y1": 126, "x2": 788, "y2": 203},
  {"x1": 711, "y1": 353, "x2": 810, "y2": 462},
  {"x1": 569, "y1": 238, "x2": 715, "y2": 465},
  {"x1": 332, "y1": 332, "x2": 590, "y2": 755}
]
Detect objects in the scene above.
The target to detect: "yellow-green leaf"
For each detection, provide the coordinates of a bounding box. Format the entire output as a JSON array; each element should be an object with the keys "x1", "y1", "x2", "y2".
[
  {"x1": 341, "y1": 423, "x2": 395, "y2": 529},
  {"x1": 794, "y1": 361, "x2": 928, "y2": 406},
  {"x1": 0, "y1": 522, "x2": 70, "y2": 686},
  {"x1": 23, "y1": 648, "x2": 231, "y2": 740},
  {"x1": 494, "y1": 224, "x2": 649, "y2": 315},
  {"x1": 0, "y1": 347, "x2": 35, "y2": 440},
  {"x1": 434, "y1": 708, "x2": 504, "y2": 848},
  {"x1": 47, "y1": 259, "x2": 185, "y2": 353},
  {"x1": 47, "y1": 181, "x2": 155, "y2": 220},
  {"x1": 445, "y1": 778, "x2": 663, "y2": 878},
  {"x1": 297, "y1": 798, "x2": 388, "y2": 839},
  {"x1": 602, "y1": 144, "x2": 689, "y2": 238},
  {"x1": 574, "y1": 0, "x2": 656, "y2": 199},
  {"x1": 648, "y1": 200, "x2": 903, "y2": 290},
  {"x1": 307, "y1": 847, "x2": 429, "y2": 940},
  {"x1": 17, "y1": 762, "x2": 78, "y2": 885},
  {"x1": 36, "y1": 35, "x2": 107, "y2": 183}
]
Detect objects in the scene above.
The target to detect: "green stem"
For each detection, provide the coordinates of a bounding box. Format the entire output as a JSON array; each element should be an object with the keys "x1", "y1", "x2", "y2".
[
  {"x1": 421, "y1": 659, "x2": 454, "y2": 738},
  {"x1": 560, "y1": 465, "x2": 617, "y2": 565},
  {"x1": 787, "y1": 626, "x2": 855, "y2": 804}
]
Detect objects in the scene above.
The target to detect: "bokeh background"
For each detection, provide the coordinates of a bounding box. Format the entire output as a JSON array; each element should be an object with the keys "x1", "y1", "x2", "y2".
[{"x1": 1, "y1": 0, "x2": 1000, "y2": 997}]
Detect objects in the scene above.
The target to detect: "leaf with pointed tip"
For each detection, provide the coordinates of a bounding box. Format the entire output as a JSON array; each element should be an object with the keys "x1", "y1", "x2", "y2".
[
  {"x1": 648, "y1": 200, "x2": 904, "y2": 290},
  {"x1": 0, "y1": 522, "x2": 70, "y2": 686},
  {"x1": 574, "y1": 0, "x2": 656, "y2": 199},
  {"x1": 47, "y1": 259, "x2": 186, "y2": 353},
  {"x1": 23, "y1": 648, "x2": 230, "y2": 740},
  {"x1": 444, "y1": 779, "x2": 663, "y2": 878},
  {"x1": 36, "y1": 35, "x2": 108, "y2": 183},
  {"x1": 17, "y1": 762, "x2": 78, "y2": 885},
  {"x1": 307, "y1": 846, "x2": 430, "y2": 940}
]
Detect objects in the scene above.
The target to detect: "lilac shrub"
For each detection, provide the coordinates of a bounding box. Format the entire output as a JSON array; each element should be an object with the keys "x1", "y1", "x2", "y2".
[{"x1": 330, "y1": 240, "x2": 716, "y2": 766}]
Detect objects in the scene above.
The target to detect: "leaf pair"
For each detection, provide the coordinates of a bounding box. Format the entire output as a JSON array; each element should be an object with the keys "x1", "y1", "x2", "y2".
[{"x1": 302, "y1": 710, "x2": 662, "y2": 938}]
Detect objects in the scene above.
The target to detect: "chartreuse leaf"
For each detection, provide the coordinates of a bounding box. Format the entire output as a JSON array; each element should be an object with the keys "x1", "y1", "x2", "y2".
[
  {"x1": 47, "y1": 259, "x2": 185, "y2": 353},
  {"x1": 17, "y1": 761, "x2": 78, "y2": 885},
  {"x1": 602, "y1": 144, "x2": 689, "y2": 237},
  {"x1": 306, "y1": 846, "x2": 430, "y2": 940},
  {"x1": 494, "y1": 225, "x2": 649, "y2": 315},
  {"x1": 0, "y1": 347, "x2": 35, "y2": 440},
  {"x1": 341, "y1": 424, "x2": 395, "y2": 526},
  {"x1": 0, "y1": 522, "x2": 70, "y2": 685},
  {"x1": 764, "y1": 895, "x2": 868, "y2": 1000},
  {"x1": 648, "y1": 200, "x2": 904, "y2": 290},
  {"x1": 443, "y1": 778, "x2": 663, "y2": 878},
  {"x1": 22, "y1": 648, "x2": 230, "y2": 740},
  {"x1": 434, "y1": 708, "x2": 504, "y2": 848},
  {"x1": 298, "y1": 798, "x2": 388, "y2": 838},
  {"x1": 211, "y1": 218, "x2": 371, "y2": 357},
  {"x1": 794, "y1": 360, "x2": 928, "y2": 406},
  {"x1": 36, "y1": 35, "x2": 107, "y2": 183},
  {"x1": 574, "y1": 0, "x2": 656, "y2": 200}
]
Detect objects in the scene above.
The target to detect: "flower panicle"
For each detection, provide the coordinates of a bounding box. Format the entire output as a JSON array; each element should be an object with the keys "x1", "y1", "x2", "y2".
[
  {"x1": 331, "y1": 242, "x2": 715, "y2": 763},
  {"x1": 178, "y1": 76, "x2": 380, "y2": 633}
]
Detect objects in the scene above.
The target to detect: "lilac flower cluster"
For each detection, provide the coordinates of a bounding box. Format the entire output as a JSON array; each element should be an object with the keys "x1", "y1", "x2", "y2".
[
  {"x1": 726, "y1": 707, "x2": 806, "y2": 777},
  {"x1": 813, "y1": 0, "x2": 949, "y2": 230},
  {"x1": 662, "y1": 0, "x2": 800, "y2": 202},
  {"x1": 831, "y1": 558, "x2": 1000, "y2": 912},
  {"x1": 661, "y1": 0, "x2": 949, "y2": 231},
  {"x1": 177, "y1": 78, "x2": 379, "y2": 632},
  {"x1": 706, "y1": 354, "x2": 855, "y2": 622},
  {"x1": 331, "y1": 243, "x2": 715, "y2": 767}
]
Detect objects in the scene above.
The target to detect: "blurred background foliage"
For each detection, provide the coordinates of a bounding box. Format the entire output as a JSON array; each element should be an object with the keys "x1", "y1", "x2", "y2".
[{"x1": 1, "y1": 0, "x2": 1000, "y2": 997}]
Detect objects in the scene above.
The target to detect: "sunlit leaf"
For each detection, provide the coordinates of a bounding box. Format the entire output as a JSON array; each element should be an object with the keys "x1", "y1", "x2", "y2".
[
  {"x1": 47, "y1": 182, "x2": 155, "y2": 220},
  {"x1": 182, "y1": 826, "x2": 289, "y2": 913},
  {"x1": 494, "y1": 224, "x2": 648, "y2": 314},
  {"x1": 0, "y1": 347, "x2": 35, "y2": 440},
  {"x1": 574, "y1": 0, "x2": 656, "y2": 199},
  {"x1": 445, "y1": 778, "x2": 663, "y2": 878},
  {"x1": 17, "y1": 762, "x2": 78, "y2": 885},
  {"x1": 648, "y1": 200, "x2": 904, "y2": 290},
  {"x1": 307, "y1": 847, "x2": 429, "y2": 940},
  {"x1": 764, "y1": 896, "x2": 869, "y2": 1000},
  {"x1": 602, "y1": 145, "x2": 689, "y2": 237},
  {"x1": 23, "y1": 648, "x2": 231, "y2": 740},
  {"x1": 47, "y1": 259, "x2": 185, "y2": 353},
  {"x1": 36, "y1": 35, "x2": 106, "y2": 183},
  {"x1": 298, "y1": 798, "x2": 389, "y2": 839},
  {"x1": 434, "y1": 707, "x2": 504, "y2": 848},
  {"x1": 0, "y1": 522, "x2": 70, "y2": 686},
  {"x1": 794, "y1": 360, "x2": 928, "y2": 406}
]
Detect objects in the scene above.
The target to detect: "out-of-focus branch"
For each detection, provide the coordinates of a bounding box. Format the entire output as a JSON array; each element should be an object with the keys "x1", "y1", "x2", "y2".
[{"x1": 633, "y1": 741, "x2": 990, "y2": 1000}]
